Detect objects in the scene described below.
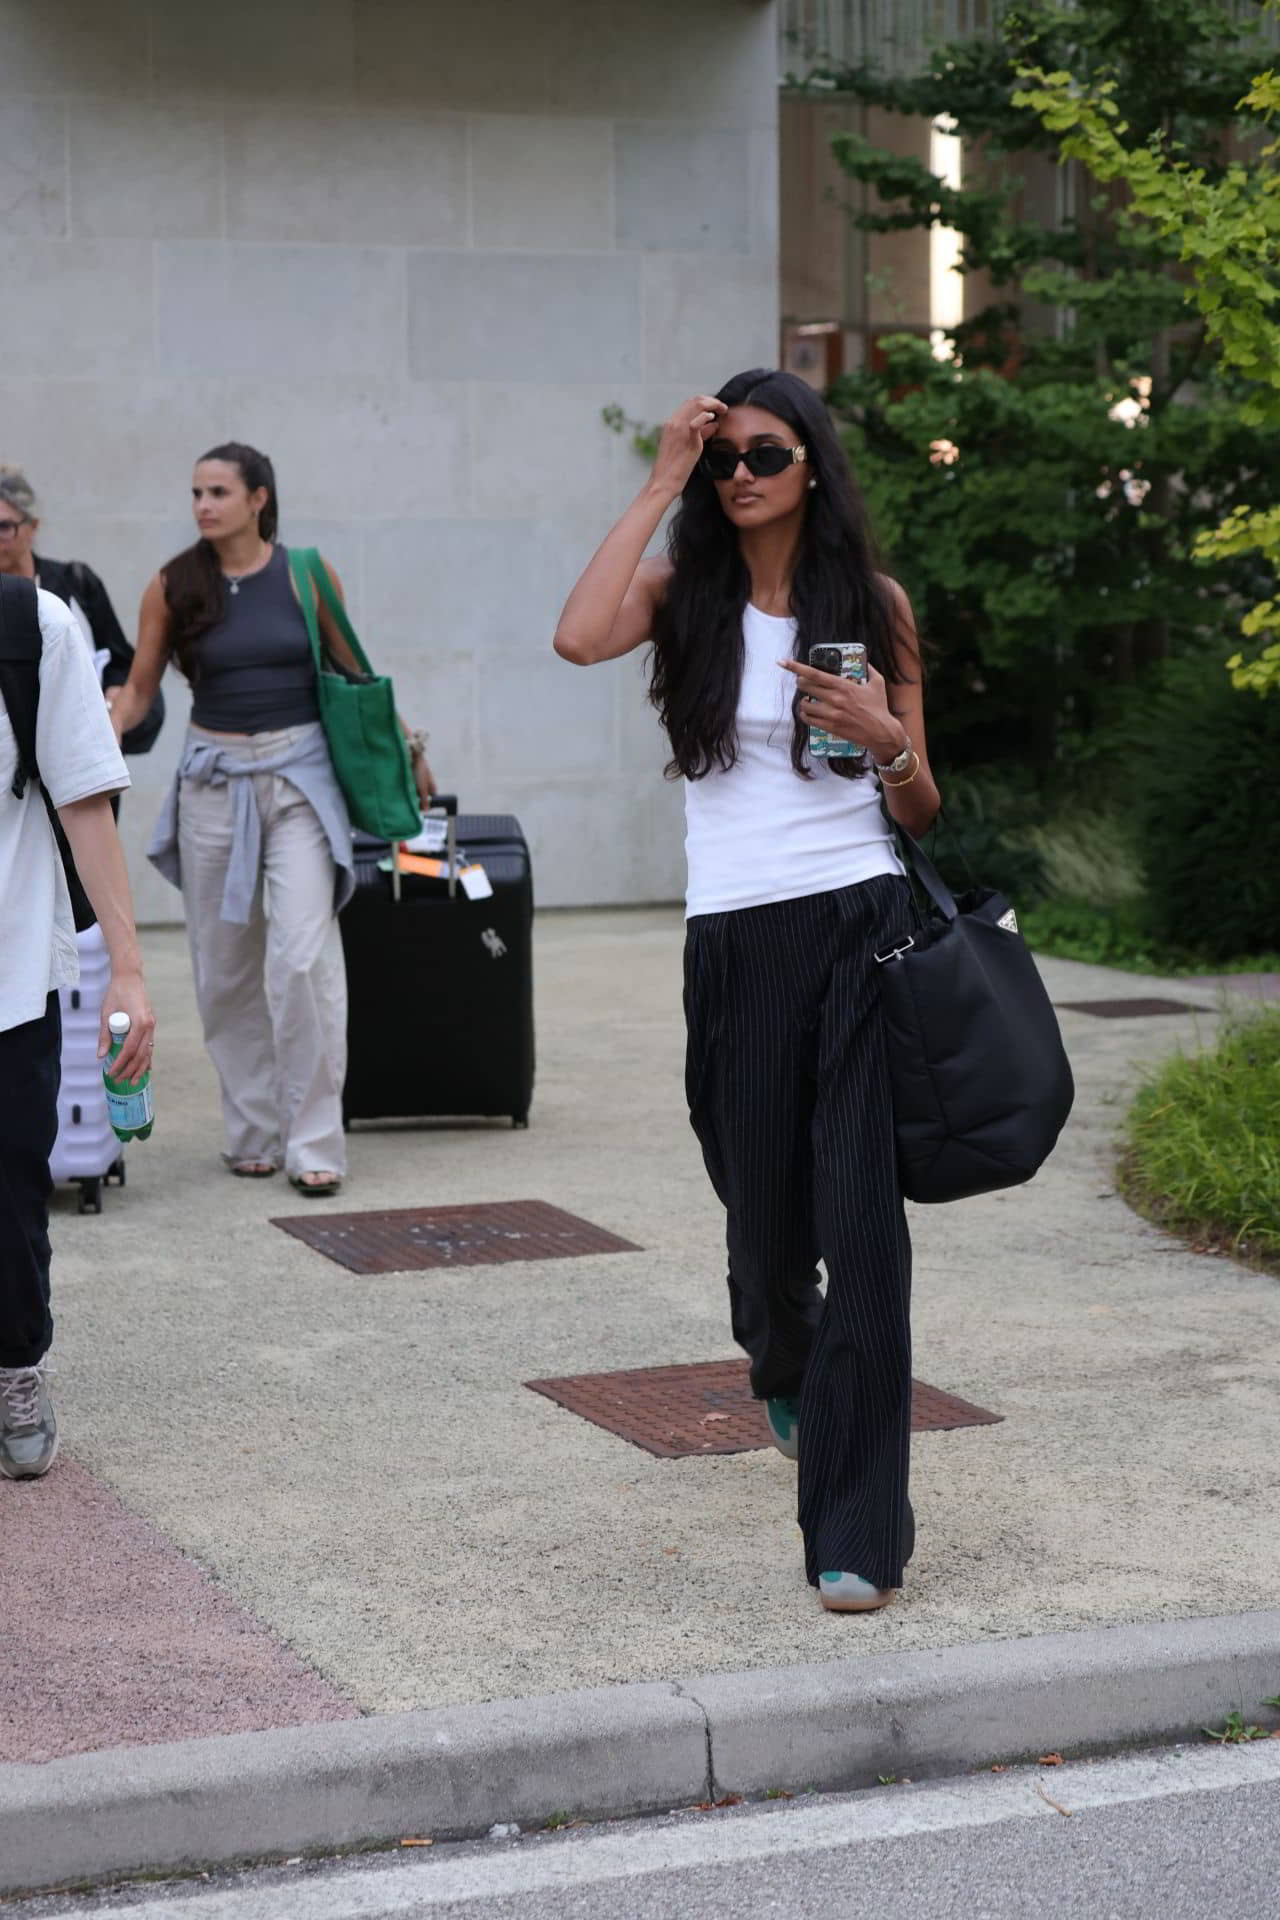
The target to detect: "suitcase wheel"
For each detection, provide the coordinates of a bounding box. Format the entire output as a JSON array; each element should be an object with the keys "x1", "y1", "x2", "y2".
[
  {"x1": 106, "y1": 1157, "x2": 126, "y2": 1188},
  {"x1": 78, "y1": 1179, "x2": 103, "y2": 1216},
  {"x1": 512, "y1": 1112, "x2": 530, "y2": 1130}
]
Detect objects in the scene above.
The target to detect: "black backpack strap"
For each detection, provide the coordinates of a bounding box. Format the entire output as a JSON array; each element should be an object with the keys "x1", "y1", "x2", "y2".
[
  {"x1": 0, "y1": 577, "x2": 97, "y2": 931},
  {"x1": 0, "y1": 573, "x2": 42, "y2": 799}
]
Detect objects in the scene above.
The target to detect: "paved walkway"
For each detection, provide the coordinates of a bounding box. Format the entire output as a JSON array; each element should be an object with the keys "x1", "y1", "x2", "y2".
[{"x1": 3, "y1": 914, "x2": 1277, "y2": 1763}]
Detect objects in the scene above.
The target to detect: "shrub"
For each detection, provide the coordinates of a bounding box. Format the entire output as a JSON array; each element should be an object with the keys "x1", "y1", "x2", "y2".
[
  {"x1": 1122, "y1": 1008, "x2": 1280, "y2": 1266},
  {"x1": 928, "y1": 771, "x2": 1048, "y2": 907},
  {"x1": 1138, "y1": 662, "x2": 1280, "y2": 960},
  {"x1": 1021, "y1": 899, "x2": 1280, "y2": 974},
  {"x1": 1020, "y1": 811, "x2": 1144, "y2": 912},
  {"x1": 1020, "y1": 899, "x2": 1172, "y2": 971}
]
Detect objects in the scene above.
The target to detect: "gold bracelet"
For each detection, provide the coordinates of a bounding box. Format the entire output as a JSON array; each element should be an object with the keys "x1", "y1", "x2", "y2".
[{"x1": 879, "y1": 749, "x2": 920, "y2": 789}]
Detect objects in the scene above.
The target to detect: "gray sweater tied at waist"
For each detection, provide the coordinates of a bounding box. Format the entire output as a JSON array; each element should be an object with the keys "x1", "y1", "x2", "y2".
[{"x1": 147, "y1": 723, "x2": 355, "y2": 925}]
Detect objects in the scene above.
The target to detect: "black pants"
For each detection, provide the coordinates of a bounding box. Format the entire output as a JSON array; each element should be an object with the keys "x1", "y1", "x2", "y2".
[
  {"x1": 684, "y1": 876, "x2": 914, "y2": 1591},
  {"x1": 0, "y1": 994, "x2": 60, "y2": 1369}
]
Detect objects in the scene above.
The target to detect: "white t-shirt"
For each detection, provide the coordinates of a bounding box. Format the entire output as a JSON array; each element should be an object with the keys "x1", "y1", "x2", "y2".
[
  {"x1": 683, "y1": 604, "x2": 904, "y2": 918},
  {"x1": 0, "y1": 588, "x2": 130, "y2": 1033}
]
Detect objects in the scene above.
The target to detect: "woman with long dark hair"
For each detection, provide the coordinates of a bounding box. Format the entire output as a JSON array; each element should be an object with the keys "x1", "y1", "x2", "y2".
[
  {"x1": 555, "y1": 370, "x2": 940, "y2": 1611},
  {"x1": 107, "y1": 443, "x2": 434, "y2": 1196}
]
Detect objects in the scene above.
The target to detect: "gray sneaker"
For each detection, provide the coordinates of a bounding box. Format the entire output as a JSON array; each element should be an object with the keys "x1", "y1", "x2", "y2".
[{"x1": 0, "y1": 1365, "x2": 59, "y2": 1480}]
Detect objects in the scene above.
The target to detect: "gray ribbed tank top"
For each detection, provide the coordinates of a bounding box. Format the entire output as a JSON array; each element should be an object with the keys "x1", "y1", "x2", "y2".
[{"x1": 189, "y1": 544, "x2": 320, "y2": 735}]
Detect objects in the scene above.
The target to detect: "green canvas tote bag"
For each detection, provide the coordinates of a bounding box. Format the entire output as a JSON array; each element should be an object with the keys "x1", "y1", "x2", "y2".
[{"x1": 289, "y1": 546, "x2": 422, "y2": 843}]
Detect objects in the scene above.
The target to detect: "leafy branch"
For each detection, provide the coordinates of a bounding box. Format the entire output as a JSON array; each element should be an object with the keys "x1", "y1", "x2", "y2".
[
  {"x1": 1014, "y1": 32, "x2": 1280, "y2": 690},
  {"x1": 601, "y1": 405, "x2": 660, "y2": 462}
]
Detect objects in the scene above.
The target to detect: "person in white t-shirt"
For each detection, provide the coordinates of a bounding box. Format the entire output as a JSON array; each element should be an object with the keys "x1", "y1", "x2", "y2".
[
  {"x1": 554, "y1": 369, "x2": 941, "y2": 1616},
  {"x1": 0, "y1": 585, "x2": 155, "y2": 1480}
]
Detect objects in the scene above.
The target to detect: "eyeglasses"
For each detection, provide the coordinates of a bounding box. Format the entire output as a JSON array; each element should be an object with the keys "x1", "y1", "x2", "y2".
[
  {"x1": 702, "y1": 442, "x2": 809, "y2": 482},
  {"x1": 0, "y1": 519, "x2": 29, "y2": 538}
]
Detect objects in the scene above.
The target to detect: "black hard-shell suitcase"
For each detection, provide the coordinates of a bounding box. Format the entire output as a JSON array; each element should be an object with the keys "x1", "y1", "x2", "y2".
[{"x1": 339, "y1": 797, "x2": 535, "y2": 1127}]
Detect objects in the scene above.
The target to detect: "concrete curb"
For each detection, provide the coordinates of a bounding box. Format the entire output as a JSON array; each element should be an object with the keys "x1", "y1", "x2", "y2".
[
  {"x1": 4, "y1": 1611, "x2": 1279, "y2": 1897},
  {"x1": 683, "y1": 1610, "x2": 1280, "y2": 1795}
]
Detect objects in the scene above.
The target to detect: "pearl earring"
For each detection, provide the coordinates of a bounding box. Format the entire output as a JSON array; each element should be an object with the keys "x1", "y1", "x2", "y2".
[{"x1": 808, "y1": 477, "x2": 818, "y2": 491}]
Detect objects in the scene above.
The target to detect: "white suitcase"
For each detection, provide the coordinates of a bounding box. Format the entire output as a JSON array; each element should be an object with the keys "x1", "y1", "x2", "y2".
[{"x1": 49, "y1": 925, "x2": 126, "y2": 1215}]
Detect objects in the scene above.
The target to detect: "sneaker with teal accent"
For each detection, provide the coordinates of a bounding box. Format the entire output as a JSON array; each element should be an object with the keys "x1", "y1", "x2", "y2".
[
  {"x1": 0, "y1": 1365, "x2": 59, "y2": 1480},
  {"x1": 764, "y1": 1396, "x2": 800, "y2": 1461},
  {"x1": 818, "y1": 1570, "x2": 894, "y2": 1613}
]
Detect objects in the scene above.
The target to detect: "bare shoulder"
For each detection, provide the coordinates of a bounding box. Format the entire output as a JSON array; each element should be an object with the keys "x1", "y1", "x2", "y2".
[
  {"x1": 875, "y1": 573, "x2": 923, "y2": 684},
  {"x1": 875, "y1": 572, "x2": 914, "y2": 620},
  {"x1": 138, "y1": 573, "x2": 175, "y2": 653},
  {"x1": 636, "y1": 553, "x2": 674, "y2": 597},
  {"x1": 630, "y1": 554, "x2": 673, "y2": 629}
]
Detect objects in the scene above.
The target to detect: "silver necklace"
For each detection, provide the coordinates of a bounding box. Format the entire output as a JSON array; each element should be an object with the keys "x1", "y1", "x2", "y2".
[{"x1": 222, "y1": 548, "x2": 270, "y2": 595}]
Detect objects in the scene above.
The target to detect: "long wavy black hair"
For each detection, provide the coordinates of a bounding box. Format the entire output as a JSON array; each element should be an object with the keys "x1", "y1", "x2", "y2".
[
  {"x1": 162, "y1": 442, "x2": 280, "y2": 683},
  {"x1": 649, "y1": 368, "x2": 903, "y2": 781}
]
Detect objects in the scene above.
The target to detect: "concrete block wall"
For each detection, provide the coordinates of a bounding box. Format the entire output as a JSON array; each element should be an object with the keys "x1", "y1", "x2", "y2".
[{"x1": 0, "y1": 1, "x2": 779, "y2": 919}]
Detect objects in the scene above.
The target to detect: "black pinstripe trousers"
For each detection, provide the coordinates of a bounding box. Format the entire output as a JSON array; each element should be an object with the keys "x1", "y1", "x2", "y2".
[{"x1": 683, "y1": 874, "x2": 914, "y2": 1591}]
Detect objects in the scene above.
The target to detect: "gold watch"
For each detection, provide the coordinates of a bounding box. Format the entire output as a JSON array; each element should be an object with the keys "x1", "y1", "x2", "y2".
[{"x1": 874, "y1": 739, "x2": 912, "y2": 776}]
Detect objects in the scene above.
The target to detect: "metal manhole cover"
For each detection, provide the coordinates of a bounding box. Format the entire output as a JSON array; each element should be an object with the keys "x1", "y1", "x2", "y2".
[
  {"x1": 272, "y1": 1201, "x2": 640, "y2": 1274},
  {"x1": 1056, "y1": 998, "x2": 1204, "y2": 1018},
  {"x1": 526, "y1": 1360, "x2": 1001, "y2": 1458}
]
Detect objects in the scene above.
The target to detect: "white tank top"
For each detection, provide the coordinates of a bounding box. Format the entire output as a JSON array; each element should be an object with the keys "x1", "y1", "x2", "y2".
[{"x1": 683, "y1": 603, "x2": 904, "y2": 918}]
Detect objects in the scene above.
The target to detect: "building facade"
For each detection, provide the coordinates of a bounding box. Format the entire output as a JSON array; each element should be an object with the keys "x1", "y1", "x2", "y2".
[
  {"x1": 777, "y1": 0, "x2": 1280, "y2": 381},
  {"x1": 0, "y1": 0, "x2": 779, "y2": 918}
]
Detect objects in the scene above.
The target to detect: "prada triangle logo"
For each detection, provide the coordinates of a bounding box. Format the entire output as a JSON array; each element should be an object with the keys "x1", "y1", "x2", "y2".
[{"x1": 997, "y1": 908, "x2": 1019, "y2": 934}]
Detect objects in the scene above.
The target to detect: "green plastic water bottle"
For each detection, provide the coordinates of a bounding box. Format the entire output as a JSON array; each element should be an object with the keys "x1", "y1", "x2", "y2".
[{"x1": 103, "y1": 1012, "x2": 154, "y2": 1142}]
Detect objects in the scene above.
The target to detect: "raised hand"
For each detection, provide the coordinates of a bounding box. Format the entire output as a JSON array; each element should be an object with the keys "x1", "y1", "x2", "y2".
[{"x1": 651, "y1": 394, "x2": 728, "y2": 501}]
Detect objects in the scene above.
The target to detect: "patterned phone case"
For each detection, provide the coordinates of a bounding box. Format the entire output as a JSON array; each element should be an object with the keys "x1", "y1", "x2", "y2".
[{"x1": 807, "y1": 642, "x2": 868, "y2": 759}]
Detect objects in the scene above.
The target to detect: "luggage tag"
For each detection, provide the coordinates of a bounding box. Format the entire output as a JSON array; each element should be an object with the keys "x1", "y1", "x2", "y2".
[
  {"x1": 402, "y1": 816, "x2": 449, "y2": 855},
  {"x1": 378, "y1": 854, "x2": 491, "y2": 899},
  {"x1": 387, "y1": 853, "x2": 451, "y2": 881}
]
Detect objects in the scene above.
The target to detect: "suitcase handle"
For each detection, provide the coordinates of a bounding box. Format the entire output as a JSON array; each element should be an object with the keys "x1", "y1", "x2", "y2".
[
  {"x1": 426, "y1": 795, "x2": 458, "y2": 898},
  {"x1": 394, "y1": 795, "x2": 458, "y2": 901},
  {"x1": 378, "y1": 797, "x2": 461, "y2": 903}
]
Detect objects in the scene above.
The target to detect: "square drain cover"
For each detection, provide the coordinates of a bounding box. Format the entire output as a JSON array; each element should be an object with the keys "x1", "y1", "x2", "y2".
[
  {"x1": 273, "y1": 1200, "x2": 640, "y2": 1274},
  {"x1": 526, "y1": 1359, "x2": 1001, "y2": 1458},
  {"x1": 1056, "y1": 997, "x2": 1203, "y2": 1018}
]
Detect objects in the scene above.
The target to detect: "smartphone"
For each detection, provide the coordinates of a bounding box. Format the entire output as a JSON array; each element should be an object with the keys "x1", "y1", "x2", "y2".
[{"x1": 807, "y1": 642, "x2": 868, "y2": 760}]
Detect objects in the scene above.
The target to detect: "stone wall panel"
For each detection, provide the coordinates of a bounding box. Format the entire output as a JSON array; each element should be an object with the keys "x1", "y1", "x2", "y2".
[{"x1": 0, "y1": 0, "x2": 779, "y2": 912}]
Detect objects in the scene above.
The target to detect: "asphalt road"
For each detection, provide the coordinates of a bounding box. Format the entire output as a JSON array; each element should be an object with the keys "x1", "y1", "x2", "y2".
[{"x1": 13, "y1": 1741, "x2": 1280, "y2": 1919}]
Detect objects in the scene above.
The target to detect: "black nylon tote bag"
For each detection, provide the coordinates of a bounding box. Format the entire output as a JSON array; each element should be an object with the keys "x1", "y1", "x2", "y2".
[{"x1": 874, "y1": 829, "x2": 1075, "y2": 1204}]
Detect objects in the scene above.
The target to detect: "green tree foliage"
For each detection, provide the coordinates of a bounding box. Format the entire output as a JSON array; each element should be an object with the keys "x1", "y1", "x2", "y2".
[
  {"x1": 1136, "y1": 654, "x2": 1280, "y2": 955},
  {"x1": 1014, "y1": 20, "x2": 1280, "y2": 692},
  {"x1": 812, "y1": 0, "x2": 1280, "y2": 774}
]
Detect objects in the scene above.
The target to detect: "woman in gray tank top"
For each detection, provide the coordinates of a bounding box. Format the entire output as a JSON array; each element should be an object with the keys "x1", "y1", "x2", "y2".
[{"x1": 107, "y1": 443, "x2": 434, "y2": 1195}]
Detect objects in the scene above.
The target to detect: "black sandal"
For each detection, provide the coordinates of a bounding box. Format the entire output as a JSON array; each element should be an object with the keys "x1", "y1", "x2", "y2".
[{"x1": 289, "y1": 1173, "x2": 343, "y2": 1199}]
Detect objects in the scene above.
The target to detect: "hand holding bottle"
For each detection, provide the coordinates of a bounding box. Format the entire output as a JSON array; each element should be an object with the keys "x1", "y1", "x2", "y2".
[
  {"x1": 98, "y1": 967, "x2": 154, "y2": 1081},
  {"x1": 103, "y1": 1010, "x2": 155, "y2": 1142}
]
